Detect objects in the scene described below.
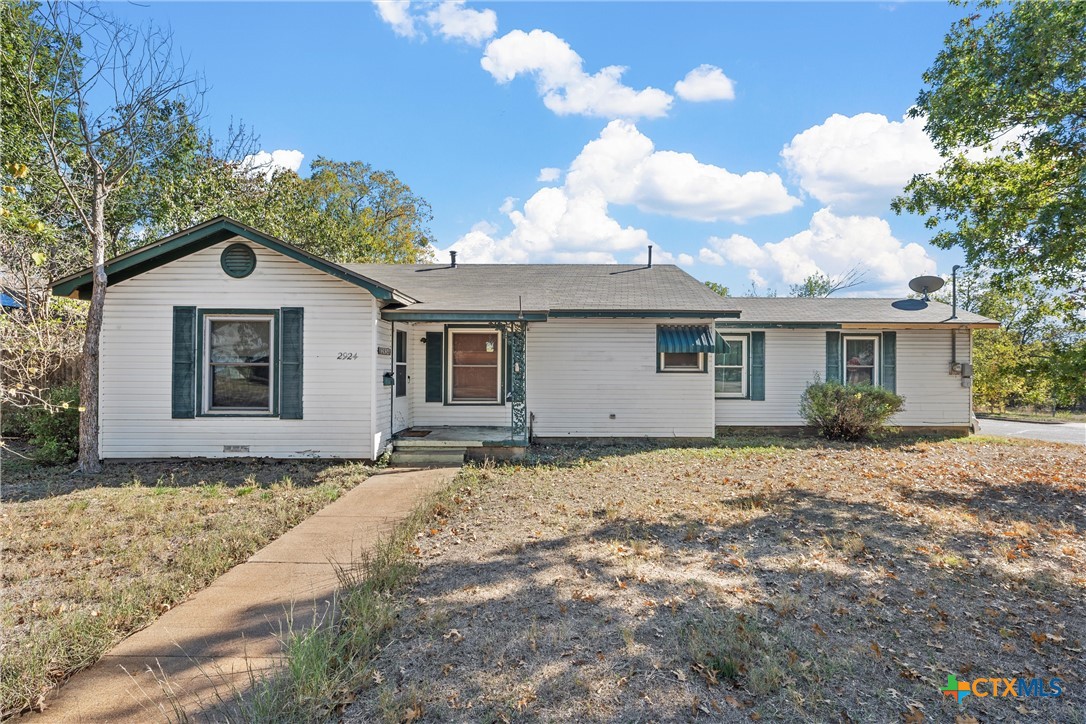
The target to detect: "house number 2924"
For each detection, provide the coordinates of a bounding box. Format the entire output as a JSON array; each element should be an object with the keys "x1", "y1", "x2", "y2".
[{"x1": 337, "y1": 352, "x2": 358, "y2": 360}]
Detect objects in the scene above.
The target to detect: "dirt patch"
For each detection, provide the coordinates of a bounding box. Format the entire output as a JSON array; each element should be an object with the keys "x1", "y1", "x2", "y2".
[
  {"x1": 0, "y1": 455, "x2": 376, "y2": 717},
  {"x1": 345, "y1": 437, "x2": 1085, "y2": 722}
]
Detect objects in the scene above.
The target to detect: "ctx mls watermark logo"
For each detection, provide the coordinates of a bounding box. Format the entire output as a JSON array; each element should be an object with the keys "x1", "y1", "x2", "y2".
[{"x1": 941, "y1": 674, "x2": 1064, "y2": 703}]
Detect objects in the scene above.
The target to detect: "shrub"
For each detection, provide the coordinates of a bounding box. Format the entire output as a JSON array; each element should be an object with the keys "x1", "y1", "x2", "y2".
[
  {"x1": 26, "y1": 384, "x2": 80, "y2": 465},
  {"x1": 1, "y1": 404, "x2": 34, "y2": 437},
  {"x1": 800, "y1": 380, "x2": 904, "y2": 441}
]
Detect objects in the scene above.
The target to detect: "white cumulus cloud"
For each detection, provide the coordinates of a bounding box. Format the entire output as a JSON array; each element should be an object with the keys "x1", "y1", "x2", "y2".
[
  {"x1": 240, "y1": 149, "x2": 305, "y2": 180},
  {"x1": 674, "y1": 64, "x2": 736, "y2": 102},
  {"x1": 567, "y1": 120, "x2": 800, "y2": 222},
  {"x1": 536, "y1": 167, "x2": 561, "y2": 183},
  {"x1": 698, "y1": 208, "x2": 937, "y2": 295},
  {"x1": 426, "y1": 0, "x2": 497, "y2": 45},
  {"x1": 448, "y1": 185, "x2": 651, "y2": 264},
  {"x1": 372, "y1": 1, "x2": 417, "y2": 38},
  {"x1": 481, "y1": 29, "x2": 673, "y2": 119},
  {"x1": 451, "y1": 121, "x2": 798, "y2": 264},
  {"x1": 781, "y1": 112, "x2": 942, "y2": 207},
  {"x1": 699, "y1": 247, "x2": 725, "y2": 266}
]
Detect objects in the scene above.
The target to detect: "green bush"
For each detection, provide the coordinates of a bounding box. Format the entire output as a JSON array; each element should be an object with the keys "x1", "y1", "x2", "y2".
[
  {"x1": 1, "y1": 404, "x2": 34, "y2": 437},
  {"x1": 799, "y1": 380, "x2": 904, "y2": 441},
  {"x1": 26, "y1": 384, "x2": 80, "y2": 465}
]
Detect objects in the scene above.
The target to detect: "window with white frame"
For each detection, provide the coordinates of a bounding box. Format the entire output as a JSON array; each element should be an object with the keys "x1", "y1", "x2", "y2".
[
  {"x1": 448, "y1": 329, "x2": 501, "y2": 403},
  {"x1": 204, "y1": 315, "x2": 274, "y2": 413},
  {"x1": 843, "y1": 336, "x2": 878, "y2": 385},
  {"x1": 715, "y1": 335, "x2": 747, "y2": 397},
  {"x1": 659, "y1": 351, "x2": 704, "y2": 371}
]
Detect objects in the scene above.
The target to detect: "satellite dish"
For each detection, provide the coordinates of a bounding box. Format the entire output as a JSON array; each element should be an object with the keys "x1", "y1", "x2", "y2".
[{"x1": 908, "y1": 275, "x2": 945, "y2": 301}]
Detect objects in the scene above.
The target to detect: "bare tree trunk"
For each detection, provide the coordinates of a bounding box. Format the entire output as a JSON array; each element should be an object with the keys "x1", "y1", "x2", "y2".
[{"x1": 77, "y1": 173, "x2": 107, "y2": 474}]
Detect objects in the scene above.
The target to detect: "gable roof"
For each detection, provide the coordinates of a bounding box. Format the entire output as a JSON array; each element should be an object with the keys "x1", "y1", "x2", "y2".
[
  {"x1": 716, "y1": 297, "x2": 999, "y2": 328},
  {"x1": 347, "y1": 263, "x2": 739, "y2": 319},
  {"x1": 48, "y1": 218, "x2": 998, "y2": 328},
  {"x1": 50, "y1": 216, "x2": 412, "y2": 303}
]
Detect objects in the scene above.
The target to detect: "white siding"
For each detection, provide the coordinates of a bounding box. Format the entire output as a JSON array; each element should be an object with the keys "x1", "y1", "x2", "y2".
[
  {"x1": 715, "y1": 329, "x2": 823, "y2": 427},
  {"x1": 528, "y1": 318, "x2": 715, "y2": 438},
  {"x1": 892, "y1": 328, "x2": 972, "y2": 426},
  {"x1": 714, "y1": 328, "x2": 973, "y2": 428},
  {"x1": 406, "y1": 323, "x2": 510, "y2": 428},
  {"x1": 99, "y1": 239, "x2": 376, "y2": 459},
  {"x1": 402, "y1": 318, "x2": 716, "y2": 437}
]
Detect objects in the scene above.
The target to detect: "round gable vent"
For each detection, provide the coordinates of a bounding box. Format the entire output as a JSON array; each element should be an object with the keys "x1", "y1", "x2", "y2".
[{"x1": 221, "y1": 243, "x2": 256, "y2": 278}]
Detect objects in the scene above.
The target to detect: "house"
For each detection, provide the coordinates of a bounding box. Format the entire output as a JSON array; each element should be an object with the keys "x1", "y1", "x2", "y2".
[{"x1": 51, "y1": 217, "x2": 998, "y2": 462}]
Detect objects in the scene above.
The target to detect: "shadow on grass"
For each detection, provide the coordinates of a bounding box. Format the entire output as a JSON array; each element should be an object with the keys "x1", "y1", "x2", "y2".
[
  {"x1": 521, "y1": 430, "x2": 971, "y2": 468},
  {"x1": 1, "y1": 457, "x2": 374, "y2": 503},
  {"x1": 351, "y1": 475, "x2": 1084, "y2": 723}
]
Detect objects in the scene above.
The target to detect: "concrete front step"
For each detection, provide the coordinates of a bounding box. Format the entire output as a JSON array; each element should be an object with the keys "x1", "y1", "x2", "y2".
[{"x1": 390, "y1": 448, "x2": 467, "y2": 466}]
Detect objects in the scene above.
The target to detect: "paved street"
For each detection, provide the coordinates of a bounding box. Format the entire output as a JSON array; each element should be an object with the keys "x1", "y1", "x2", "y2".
[{"x1": 979, "y1": 418, "x2": 1086, "y2": 445}]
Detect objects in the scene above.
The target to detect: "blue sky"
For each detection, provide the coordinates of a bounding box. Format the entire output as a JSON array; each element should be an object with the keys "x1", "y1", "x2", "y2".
[{"x1": 110, "y1": 1, "x2": 969, "y2": 295}]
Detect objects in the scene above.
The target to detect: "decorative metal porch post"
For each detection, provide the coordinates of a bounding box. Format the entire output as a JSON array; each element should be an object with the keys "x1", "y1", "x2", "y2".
[{"x1": 505, "y1": 321, "x2": 528, "y2": 444}]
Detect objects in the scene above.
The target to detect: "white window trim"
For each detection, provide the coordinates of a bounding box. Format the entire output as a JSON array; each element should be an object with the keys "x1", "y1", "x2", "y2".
[
  {"x1": 659, "y1": 352, "x2": 706, "y2": 373},
  {"x1": 842, "y1": 335, "x2": 879, "y2": 385},
  {"x1": 715, "y1": 335, "x2": 747, "y2": 398},
  {"x1": 447, "y1": 328, "x2": 503, "y2": 404},
  {"x1": 203, "y1": 314, "x2": 276, "y2": 415}
]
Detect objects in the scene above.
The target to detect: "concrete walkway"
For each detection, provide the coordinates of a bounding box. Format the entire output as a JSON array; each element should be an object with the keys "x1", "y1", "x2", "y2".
[{"x1": 33, "y1": 466, "x2": 459, "y2": 723}]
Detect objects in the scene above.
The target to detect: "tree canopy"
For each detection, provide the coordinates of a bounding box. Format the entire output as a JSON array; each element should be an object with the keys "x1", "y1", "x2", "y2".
[
  {"x1": 2, "y1": 0, "x2": 435, "y2": 287},
  {"x1": 892, "y1": 1, "x2": 1086, "y2": 313},
  {"x1": 935, "y1": 268, "x2": 1085, "y2": 411}
]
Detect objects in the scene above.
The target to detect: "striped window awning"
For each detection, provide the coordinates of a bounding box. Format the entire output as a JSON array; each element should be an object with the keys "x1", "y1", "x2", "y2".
[{"x1": 657, "y1": 325, "x2": 714, "y2": 353}]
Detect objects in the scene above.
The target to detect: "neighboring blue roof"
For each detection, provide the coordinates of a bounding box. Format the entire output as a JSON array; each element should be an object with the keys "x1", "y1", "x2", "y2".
[{"x1": 1, "y1": 292, "x2": 24, "y2": 309}]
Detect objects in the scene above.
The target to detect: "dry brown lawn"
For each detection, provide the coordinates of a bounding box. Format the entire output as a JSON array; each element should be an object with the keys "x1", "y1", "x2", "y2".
[
  {"x1": 0, "y1": 456, "x2": 375, "y2": 718},
  {"x1": 346, "y1": 436, "x2": 1085, "y2": 723}
]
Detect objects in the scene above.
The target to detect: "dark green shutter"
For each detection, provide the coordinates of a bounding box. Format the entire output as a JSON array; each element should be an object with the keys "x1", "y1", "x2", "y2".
[
  {"x1": 750, "y1": 331, "x2": 765, "y2": 401},
  {"x1": 171, "y1": 306, "x2": 196, "y2": 418},
  {"x1": 280, "y1": 308, "x2": 304, "y2": 419},
  {"x1": 881, "y1": 331, "x2": 897, "y2": 393},
  {"x1": 826, "y1": 331, "x2": 842, "y2": 383},
  {"x1": 425, "y1": 332, "x2": 443, "y2": 403}
]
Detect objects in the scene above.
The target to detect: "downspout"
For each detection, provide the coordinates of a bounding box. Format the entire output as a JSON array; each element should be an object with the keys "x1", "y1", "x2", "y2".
[
  {"x1": 950, "y1": 264, "x2": 961, "y2": 320},
  {"x1": 950, "y1": 264, "x2": 961, "y2": 367}
]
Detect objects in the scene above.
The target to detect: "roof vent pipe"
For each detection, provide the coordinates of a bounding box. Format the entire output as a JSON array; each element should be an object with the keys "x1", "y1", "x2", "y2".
[
  {"x1": 450, "y1": 250, "x2": 457, "y2": 268},
  {"x1": 647, "y1": 245, "x2": 653, "y2": 268}
]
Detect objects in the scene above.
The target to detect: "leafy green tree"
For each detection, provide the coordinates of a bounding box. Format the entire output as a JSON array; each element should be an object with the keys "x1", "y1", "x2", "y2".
[
  {"x1": 703, "y1": 281, "x2": 729, "y2": 297},
  {"x1": 893, "y1": 1, "x2": 1086, "y2": 312},
  {"x1": 942, "y1": 267, "x2": 1085, "y2": 411},
  {"x1": 112, "y1": 143, "x2": 435, "y2": 264},
  {"x1": 253, "y1": 159, "x2": 434, "y2": 263},
  {"x1": 1, "y1": 1, "x2": 84, "y2": 309}
]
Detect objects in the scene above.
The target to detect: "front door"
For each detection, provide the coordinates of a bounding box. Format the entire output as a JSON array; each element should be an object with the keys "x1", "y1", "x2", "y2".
[{"x1": 392, "y1": 329, "x2": 409, "y2": 432}]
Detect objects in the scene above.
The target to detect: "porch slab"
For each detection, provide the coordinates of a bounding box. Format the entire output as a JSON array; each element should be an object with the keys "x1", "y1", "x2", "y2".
[{"x1": 393, "y1": 426, "x2": 517, "y2": 448}]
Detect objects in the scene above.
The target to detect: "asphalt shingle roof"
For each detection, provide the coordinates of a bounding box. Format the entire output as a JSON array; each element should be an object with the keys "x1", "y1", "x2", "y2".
[
  {"x1": 716, "y1": 297, "x2": 997, "y2": 325},
  {"x1": 346, "y1": 263, "x2": 738, "y2": 314},
  {"x1": 348, "y1": 264, "x2": 998, "y2": 325}
]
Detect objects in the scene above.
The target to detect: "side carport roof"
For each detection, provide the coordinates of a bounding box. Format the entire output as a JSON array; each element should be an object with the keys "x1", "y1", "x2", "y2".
[{"x1": 50, "y1": 216, "x2": 414, "y2": 303}]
